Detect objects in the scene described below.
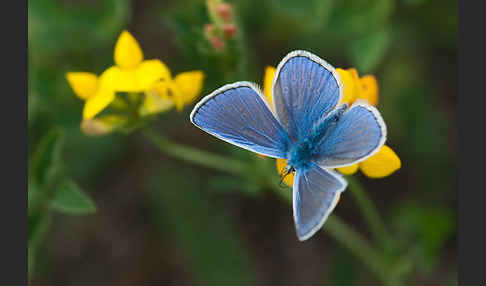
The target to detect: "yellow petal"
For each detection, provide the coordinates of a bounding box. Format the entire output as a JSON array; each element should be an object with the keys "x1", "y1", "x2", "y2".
[
  {"x1": 359, "y1": 75, "x2": 379, "y2": 106},
  {"x1": 276, "y1": 158, "x2": 295, "y2": 187},
  {"x1": 165, "y1": 81, "x2": 184, "y2": 111},
  {"x1": 140, "y1": 89, "x2": 175, "y2": 116},
  {"x1": 82, "y1": 72, "x2": 116, "y2": 119},
  {"x1": 336, "y1": 164, "x2": 359, "y2": 175},
  {"x1": 135, "y1": 59, "x2": 172, "y2": 91},
  {"x1": 147, "y1": 79, "x2": 185, "y2": 111},
  {"x1": 336, "y1": 68, "x2": 360, "y2": 105},
  {"x1": 102, "y1": 59, "x2": 171, "y2": 93},
  {"x1": 359, "y1": 145, "x2": 401, "y2": 178},
  {"x1": 263, "y1": 66, "x2": 276, "y2": 108},
  {"x1": 102, "y1": 66, "x2": 138, "y2": 92},
  {"x1": 66, "y1": 72, "x2": 98, "y2": 100},
  {"x1": 114, "y1": 30, "x2": 144, "y2": 69},
  {"x1": 174, "y1": 70, "x2": 205, "y2": 109}
]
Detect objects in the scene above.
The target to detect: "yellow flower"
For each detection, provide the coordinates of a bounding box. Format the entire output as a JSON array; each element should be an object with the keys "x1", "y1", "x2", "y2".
[
  {"x1": 336, "y1": 68, "x2": 360, "y2": 105},
  {"x1": 276, "y1": 156, "x2": 295, "y2": 187},
  {"x1": 105, "y1": 30, "x2": 171, "y2": 93},
  {"x1": 140, "y1": 70, "x2": 205, "y2": 115},
  {"x1": 68, "y1": 30, "x2": 172, "y2": 120},
  {"x1": 66, "y1": 71, "x2": 129, "y2": 135},
  {"x1": 355, "y1": 145, "x2": 401, "y2": 178},
  {"x1": 263, "y1": 66, "x2": 277, "y2": 107},
  {"x1": 336, "y1": 68, "x2": 379, "y2": 107},
  {"x1": 66, "y1": 71, "x2": 116, "y2": 120},
  {"x1": 262, "y1": 66, "x2": 401, "y2": 186}
]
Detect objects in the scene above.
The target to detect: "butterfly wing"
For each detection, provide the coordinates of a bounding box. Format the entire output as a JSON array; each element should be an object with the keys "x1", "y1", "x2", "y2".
[
  {"x1": 293, "y1": 163, "x2": 347, "y2": 241},
  {"x1": 272, "y1": 50, "x2": 343, "y2": 142},
  {"x1": 313, "y1": 101, "x2": 387, "y2": 168},
  {"x1": 190, "y1": 82, "x2": 290, "y2": 158}
]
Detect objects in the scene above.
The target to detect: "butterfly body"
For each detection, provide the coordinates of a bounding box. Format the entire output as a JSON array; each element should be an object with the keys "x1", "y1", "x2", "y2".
[
  {"x1": 287, "y1": 103, "x2": 348, "y2": 171},
  {"x1": 190, "y1": 50, "x2": 386, "y2": 241},
  {"x1": 287, "y1": 138, "x2": 314, "y2": 171}
]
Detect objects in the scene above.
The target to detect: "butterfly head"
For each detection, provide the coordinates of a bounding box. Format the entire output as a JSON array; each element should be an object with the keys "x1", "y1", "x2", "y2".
[{"x1": 287, "y1": 138, "x2": 314, "y2": 171}]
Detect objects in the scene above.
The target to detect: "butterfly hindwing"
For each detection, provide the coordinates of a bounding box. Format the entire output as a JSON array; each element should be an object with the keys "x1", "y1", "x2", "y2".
[
  {"x1": 293, "y1": 163, "x2": 347, "y2": 241},
  {"x1": 190, "y1": 82, "x2": 290, "y2": 158},
  {"x1": 272, "y1": 50, "x2": 343, "y2": 142},
  {"x1": 313, "y1": 102, "x2": 387, "y2": 168}
]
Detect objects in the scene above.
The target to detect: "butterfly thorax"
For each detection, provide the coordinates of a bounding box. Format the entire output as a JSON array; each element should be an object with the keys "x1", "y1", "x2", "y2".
[
  {"x1": 287, "y1": 104, "x2": 348, "y2": 171},
  {"x1": 287, "y1": 138, "x2": 314, "y2": 170}
]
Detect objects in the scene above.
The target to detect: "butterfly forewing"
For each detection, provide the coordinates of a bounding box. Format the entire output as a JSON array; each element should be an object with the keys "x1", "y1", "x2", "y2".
[
  {"x1": 272, "y1": 51, "x2": 343, "y2": 142},
  {"x1": 191, "y1": 82, "x2": 290, "y2": 158}
]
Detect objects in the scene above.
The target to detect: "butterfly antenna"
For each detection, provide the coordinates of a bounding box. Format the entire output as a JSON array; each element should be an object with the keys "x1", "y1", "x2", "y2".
[{"x1": 279, "y1": 166, "x2": 293, "y2": 188}]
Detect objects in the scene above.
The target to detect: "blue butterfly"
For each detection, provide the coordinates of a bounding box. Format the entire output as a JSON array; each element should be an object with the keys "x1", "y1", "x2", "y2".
[{"x1": 190, "y1": 50, "x2": 386, "y2": 241}]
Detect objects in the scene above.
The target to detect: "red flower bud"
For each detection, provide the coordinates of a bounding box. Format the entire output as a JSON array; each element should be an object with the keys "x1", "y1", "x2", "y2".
[
  {"x1": 216, "y1": 3, "x2": 233, "y2": 23},
  {"x1": 222, "y1": 23, "x2": 237, "y2": 38},
  {"x1": 209, "y1": 36, "x2": 225, "y2": 51}
]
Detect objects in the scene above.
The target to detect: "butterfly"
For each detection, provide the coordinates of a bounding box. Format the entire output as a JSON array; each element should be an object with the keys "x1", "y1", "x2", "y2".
[{"x1": 190, "y1": 50, "x2": 386, "y2": 241}]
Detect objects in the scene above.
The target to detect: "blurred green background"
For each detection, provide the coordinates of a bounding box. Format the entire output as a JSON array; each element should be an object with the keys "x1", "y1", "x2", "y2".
[{"x1": 28, "y1": 0, "x2": 457, "y2": 285}]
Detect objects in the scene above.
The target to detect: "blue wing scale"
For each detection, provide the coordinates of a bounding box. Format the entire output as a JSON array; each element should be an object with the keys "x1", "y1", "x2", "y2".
[
  {"x1": 191, "y1": 82, "x2": 290, "y2": 158},
  {"x1": 272, "y1": 51, "x2": 343, "y2": 142},
  {"x1": 312, "y1": 102, "x2": 387, "y2": 168},
  {"x1": 293, "y1": 163, "x2": 347, "y2": 241}
]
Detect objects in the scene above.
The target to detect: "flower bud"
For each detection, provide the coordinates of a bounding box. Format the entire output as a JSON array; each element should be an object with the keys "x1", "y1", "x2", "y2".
[
  {"x1": 80, "y1": 115, "x2": 125, "y2": 136},
  {"x1": 222, "y1": 23, "x2": 237, "y2": 38},
  {"x1": 81, "y1": 119, "x2": 113, "y2": 136},
  {"x1": 209, "y1": 36, "x2": 225, "y2": 51},
  {"x1": 216, "y1": 3, "x2": 233, "y2": 22}
]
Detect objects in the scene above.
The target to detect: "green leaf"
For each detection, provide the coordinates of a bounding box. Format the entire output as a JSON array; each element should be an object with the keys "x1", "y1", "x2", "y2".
[
  {"x1": 349, "y1": 28, "x2": 391, "y2": 73},
  {"x1": 30, "y1": 127, "x2": 65, "y2": 185},
  {"x1": 49, "y1": 180, "x2": 96, "y2": 215}
]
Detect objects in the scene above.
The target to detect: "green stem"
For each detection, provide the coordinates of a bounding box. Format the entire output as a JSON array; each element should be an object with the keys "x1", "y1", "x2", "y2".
[
  {"x1": 142, "y1": 127, "x2": 247, "y2": 175},
  {"x1": 142, "y1": 127, "x2": 401, "y2": 285},
  {"x1": 347, "y1": 176, "x2": 393, "y2": 249},
  {"x1": 266, "y1": 180, "x2": 397, "y2": 285}
]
